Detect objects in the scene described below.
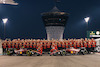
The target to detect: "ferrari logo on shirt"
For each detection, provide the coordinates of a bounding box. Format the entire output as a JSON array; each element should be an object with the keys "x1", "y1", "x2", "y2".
[{"x1": 90, "y1": 31, "x2": 95, "y2": 35}]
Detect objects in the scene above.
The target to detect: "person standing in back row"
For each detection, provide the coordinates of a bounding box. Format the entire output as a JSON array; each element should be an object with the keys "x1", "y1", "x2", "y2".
[{"x1": 2, "y1": 42, "x2": 6, "y2": 55}]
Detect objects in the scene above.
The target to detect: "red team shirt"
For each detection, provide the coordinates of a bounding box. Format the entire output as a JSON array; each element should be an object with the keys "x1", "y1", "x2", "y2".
[
  {"x1": 62, "y1": 42, "x2": 65, "y2": 48},
  {"x1": 8, "y1": 44, "x2": 11, "y2": 48},
  {"x1": 73, "y1": 42, "x2": 76, "y2": 48},
  {"x1": 66, "y1": 43, "x2": 68, "y2": 48},
  {"x1": 43, "y1": 42, "x2": 46, "y2": 49},
  {"x1": 77, "y1": 42, "x2": 80, "y2": 47},
  {"x1": 2, "y1": 43, "x2": 6, "y2": 49},
  {"x1": 47, "y1": 42, "x2": 50, "y2": 48}
]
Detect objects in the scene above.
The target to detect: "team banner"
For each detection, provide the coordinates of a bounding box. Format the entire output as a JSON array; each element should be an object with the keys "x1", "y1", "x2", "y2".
[{"x1": 87, "y1": 31, "x2": 100, "y2": 38}]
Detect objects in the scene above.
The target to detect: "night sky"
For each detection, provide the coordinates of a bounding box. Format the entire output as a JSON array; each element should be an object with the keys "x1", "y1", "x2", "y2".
[{"x1": 0, "y1": 0, "x2": 100, "y2": 39}]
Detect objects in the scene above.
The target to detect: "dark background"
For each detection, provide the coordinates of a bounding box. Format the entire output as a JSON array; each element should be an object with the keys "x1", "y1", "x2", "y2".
[{"x1": 0, "y1": 0, "x2": 100, "y2": 39}]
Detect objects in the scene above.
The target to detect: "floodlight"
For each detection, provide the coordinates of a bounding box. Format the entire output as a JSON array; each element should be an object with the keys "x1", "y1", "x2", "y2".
[
  {"x1": 0, "y1": 0, "x2": 18, "y2": 5},
  {"x1": 2, "y1": 18, "x2": 8, "y2": 24},
  {"x1": 84, "y1": 17, "x2": 90, "y2": 23}
]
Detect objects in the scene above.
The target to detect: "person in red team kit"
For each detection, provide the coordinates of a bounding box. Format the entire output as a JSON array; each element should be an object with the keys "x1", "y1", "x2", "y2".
[
  {"x1": 29, "y1": 42, "x2": 33, "y2": 49},
  {"x1": 37, "y1": 45, "x2": 43, "y2": 55},
  {"x1": 66, "y1": 42, "x2": 68, "y2": 49},
  {"x1": 69, "y1": 41, "x2": 73, "y2": 48},
  {"x1": 62, "y1": 42, "x2": 65, "y2": 49},
  {"x1": 47, "y1": 41, "x2": 50, "y2": 51},
  {"x1": 50, "y1": 44, "x2": 57, "y2": 52},
  {"x1": 73, "y1": 42, "x2": 76, "y2": 48},
  {"x1": 87, "y1": 40, "x2": 92, "y2": 53},
  {"x1": 36, "y1": 43, "x2": 40, "y2": 50},
  {"x1": 58, "y1": 41, "x2": 61, "y2": 50},
  {"x1": 76, "y1": 41, "x2": 80, "y2": 48},
  {"x1": 23, "y1": 42, "x2": 26, "y2": 48},
  {"x1": 84, "y1": 41, "x2": 87, "y2": 48},
  {"x1": 55, "y1": 43, "x2": 58, "y2": 50},
  {"x1": 15, "y1": 42, "x2": 18, "y2": 49},
  {"x1": 27, "y1": 42, "x2": 30, "y2": 50},
  {"x1": 92, "y1": 40, "x2": 96, "y2": 52},
  {"x1": 8, "y1": 42, "x2": 11, "y2": 49},
  {"x1": 43, "y1": 42, "x2": 47, "y2": 52},
  {"x1": 12, "y1": 42, "x2": 15, "y2": 49},
  {"x1": 88, "y1": 41, "x2": 91, "y2": 48},
  {"x1": 19, "y1": 43, "x2": 22, "y2": 49},
  {"x1": 33, "y1": 42, "x2": 36, "y2": 50},
  {"x1": 80, "y1": 42, "x2": 83, "y2": 48},
  {"x1": 2, "y1": 42, "x2": 6, "y2": 55}
]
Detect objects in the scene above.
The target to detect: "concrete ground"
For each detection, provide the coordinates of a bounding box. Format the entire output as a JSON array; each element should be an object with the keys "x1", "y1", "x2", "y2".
[{"x1": 0, "y1": 54, "x2": 100, "y2": 67}]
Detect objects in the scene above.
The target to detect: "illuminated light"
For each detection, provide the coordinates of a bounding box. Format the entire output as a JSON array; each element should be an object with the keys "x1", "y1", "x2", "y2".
[
  {"x1": 84, "y1": 17, "x2": 90, "y2": 23},
  {"x1": 0, "y1": 0, "x2": 18, "y2": 5},
  {"x1": 96, "y1": 31, "x2": 100, "y2": 35},
  {"x1": 2, "y1": 18, "x2": 8, "y2": 24}
]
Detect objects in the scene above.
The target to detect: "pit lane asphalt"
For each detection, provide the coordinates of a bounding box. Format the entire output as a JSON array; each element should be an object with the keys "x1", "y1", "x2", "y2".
[{"x1": 0, "y1": 54, "x2": 100, "y2": 67}]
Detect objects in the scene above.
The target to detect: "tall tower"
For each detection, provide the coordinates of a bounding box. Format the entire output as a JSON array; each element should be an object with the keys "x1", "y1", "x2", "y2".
[{"x1": 41, "y1": 6, "x2": 69, "y2": 40}]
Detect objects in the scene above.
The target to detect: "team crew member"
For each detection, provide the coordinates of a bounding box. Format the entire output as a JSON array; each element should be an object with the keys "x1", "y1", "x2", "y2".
[
  {"x1": 50, "y1": 44, "x2": 57, "y2": 52},
  {"x1": 76, "y1": 41, "x2": 80, "y2": 48},
  {"x1": 69, "y1": 41, "x2": 73, "y2": 48},
  {"x1": 80, "y1": 42, "x2": 83, "y2": 48},
  {"x1": 67, "y1": 40, "x2": 70, "y2": 48},
  {"x1": 27, "y1": 42, "x2": 30, "y2": 49},
  {"x1": 15, "y1": 43, "x2": 18, "y2": 49},
  {"x1": 19, "y1": 43, "x2": 22, "y2": 48},
  {"x1": 36, "y1": 43, "x2": 40, "y2": 50},
  {"x1": 11, "y1": 42, "x2": 15, "y2": 54},
  {"x1": 47, "y1": 42, "x2": 50, "y2": 51},
  {"x1": 88, "y1": 41, "x2": 91, "y2": 48},
  {"x1": 21, "y1": 42, "x2": 24, "y2": 48},
  {"x1": 46, "y1": 41, "x2": 48, "y2": 51},
  {"x1": 58, "y1": 42, "x2": 61, "y2": 50},
  {"x1": 23, "y1": 42, "x2": 26, "y2": 48},
  {"x1": 37, "y1": 45, "x2": 43, "y2": 55},
  {"x1": 84, "y1": 41, "x2": 87, "y2": 48},
  {"x1": 87, "y1": 41, "x2": 92, "y2": 53},
  {"x1": 43, "y1": 42, "x2": 47, "y2": 51},
  {"x1": 62, "y1": 42, "x2": 65, "y2": 49},
  {"x1": 66, "y1": 42, "x2": 68, "y2": 49},
  {"x1": 30, "y1": 42, "x2": 33, "y2": 49},
  {"x1": 53, "y1": 42, "x2": 57, "y2": 49},
  {"x1": 18, "y1": 43, "x2": 20, "y2": 49},
  {"x1": 33, "y1": 42, "x2": 36, "y2": 50},
  {"x1": 12, "y1": 42, "x2": 15, "y2": 49},
  {"x1": 10, "y1": 42, "x2": 12, "y2": 49},
  {"x1": 73, "y1": 42, "x2": 76, "y2": 48},
  {"x1": 92, "y1": 40, "x2": 96, "y2": 52},
  {"x1": 71, "y1": 40, "x2": 74, "y2": 47},
  {"x1": 40, "y1": 42, "x2": 43, "y2": 49},
  {"x1": 8, "y1": 42, "x2": 11, "y2": 49},
  {"x1": 32, "y1": 42, "x2": 34, "y2": 50},
  {"x1": 92, "y1": 41, "x2": 96, "y2": 48},
  {"x1": 36, "y1": 40, "x2": 43, "y2": 54},
  {"x1": 2, "y1": 42, "x2": 6, "y2": 55}
]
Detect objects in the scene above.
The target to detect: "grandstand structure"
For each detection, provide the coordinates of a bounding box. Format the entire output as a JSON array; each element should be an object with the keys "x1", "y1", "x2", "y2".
[{"x1": 41, "y1": 6, "x2": 69, "y2": 40}]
